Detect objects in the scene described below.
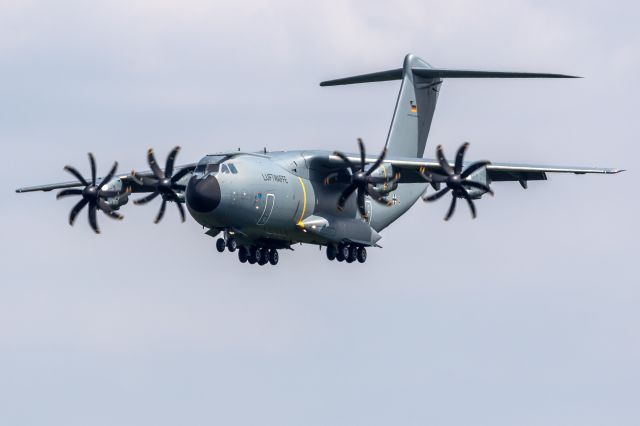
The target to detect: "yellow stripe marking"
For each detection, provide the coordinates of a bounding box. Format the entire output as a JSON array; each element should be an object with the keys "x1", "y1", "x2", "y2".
[{"x1": 296, "y1": 176, "x2": 307, "y2": 228}]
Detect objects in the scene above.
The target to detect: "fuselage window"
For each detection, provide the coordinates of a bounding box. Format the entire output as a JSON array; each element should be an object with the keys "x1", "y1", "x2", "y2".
[{"x1": 228, "y1": 163, "x2": 238, "y2": 174}]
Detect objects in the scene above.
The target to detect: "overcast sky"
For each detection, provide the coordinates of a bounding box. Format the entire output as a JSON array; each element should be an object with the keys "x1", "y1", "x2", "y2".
[{"x1": 1, "y1": 1, "x2": 638, "y2": 425}]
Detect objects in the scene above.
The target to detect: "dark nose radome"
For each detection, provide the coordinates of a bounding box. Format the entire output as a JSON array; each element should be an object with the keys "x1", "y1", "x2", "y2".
[{"x1": 186, "y1": 175, "x2": 221, "y2": 213}]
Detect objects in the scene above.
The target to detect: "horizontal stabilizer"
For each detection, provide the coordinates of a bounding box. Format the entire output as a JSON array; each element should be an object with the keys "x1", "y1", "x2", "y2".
[{"x1": 320, "y1": 68, "x2": 579, "y2": 86}]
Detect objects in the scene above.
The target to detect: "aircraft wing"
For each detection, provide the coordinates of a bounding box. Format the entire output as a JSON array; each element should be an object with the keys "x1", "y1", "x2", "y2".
[
  {"x1": 316, "y1": 153, "x2": 623, "y2": 185},
  {"x1": 15, "y1": 164, "x2": 196, "y2": 193}
]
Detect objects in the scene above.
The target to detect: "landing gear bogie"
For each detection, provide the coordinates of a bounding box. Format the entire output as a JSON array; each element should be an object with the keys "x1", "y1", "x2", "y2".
[{"x1": 328, "y1": 243, "x2": 368, "y2": 264}]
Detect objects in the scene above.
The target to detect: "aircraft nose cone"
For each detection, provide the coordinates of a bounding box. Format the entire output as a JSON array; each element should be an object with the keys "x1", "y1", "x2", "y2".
[{"x1": 186, "y1": 175, "x2": 221, "y2": 213}]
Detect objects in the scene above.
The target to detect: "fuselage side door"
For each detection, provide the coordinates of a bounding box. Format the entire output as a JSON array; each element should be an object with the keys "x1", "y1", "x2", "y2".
[{"x1": 257, "y1": 193, "x2": 275, "y2": 225}]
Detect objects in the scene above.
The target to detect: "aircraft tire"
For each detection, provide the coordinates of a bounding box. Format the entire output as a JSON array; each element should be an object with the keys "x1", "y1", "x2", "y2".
[
  {"x1": 227, "y1": 238, "x2": 237, "y2": 252},
  {"x1": 238, "y1": 246, "x2": 249, "y2": 263},
  {"x1": 357, "y1": 247, "x2": 367, "y2": 263},
  {"x1": 347, "y1": 245, "x2": 358, "y2": 263},
  {"x1": 269, "y1": 249, "x2": 279, "y2": 265},
  {"x1": 326, "y1": 244, "x2": 337, "y2": 261},
  {"x1": 216, "y1": 238, "x2": 226, "y2": 252},
  {"x1": 254, "y1": 247, "x2": 264, "y2": 264},
  {"x1": 248, "y1": 246, "x2": 257, "y2": 264},
  {"x1": 338, "y1": 244, "x2": 349, "y2": 260}
]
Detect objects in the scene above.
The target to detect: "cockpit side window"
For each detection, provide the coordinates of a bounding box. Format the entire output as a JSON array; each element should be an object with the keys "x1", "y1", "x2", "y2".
[
  {"x1": 206, "y1": 163, "x2": 219, "y2": 174},
  {"x1": 220, "y1": 164, "x2": 230, "y2": 174},
  {"x1": 228, "y1": 163, "x2": 238, "y2": 174},
  {"x1": 194, "y1": 163, "x2": 207, "y2": 174}
]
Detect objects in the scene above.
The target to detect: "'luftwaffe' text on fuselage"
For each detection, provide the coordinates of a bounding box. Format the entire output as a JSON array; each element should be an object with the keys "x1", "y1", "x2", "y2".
[{"x1": 262, "y1": 173, "x2": 288, "y2": 183}]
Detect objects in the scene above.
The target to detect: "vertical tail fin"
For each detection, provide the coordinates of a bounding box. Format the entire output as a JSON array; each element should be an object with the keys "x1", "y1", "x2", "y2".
[{"x1": 385, "y1": 54, "x2": 440, "y2": 158}]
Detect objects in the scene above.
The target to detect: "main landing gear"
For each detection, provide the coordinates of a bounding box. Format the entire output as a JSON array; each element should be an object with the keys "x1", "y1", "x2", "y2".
[
  {"x1": 238, "y1": 246, "x2": 279, "y2": 266},
  {"x1": 217, "y1": 238, "x2": 279, "y2": 266},
  {"x1": 326, "y1": 243, "x2": 367, "y2": 263}
]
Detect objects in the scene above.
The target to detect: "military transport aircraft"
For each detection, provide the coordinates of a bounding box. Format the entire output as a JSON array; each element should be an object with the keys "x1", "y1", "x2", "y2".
[{"x1": 16, "y1": 54, "x2": 622, "y2": 265}]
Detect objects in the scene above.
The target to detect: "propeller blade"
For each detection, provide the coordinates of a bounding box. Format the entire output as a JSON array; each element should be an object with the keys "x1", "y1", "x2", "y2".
[
  {"x1": 419, "y1": 167, "x2": 448, "y2": 183},
  {"x1": 454, "y1": 142, "x2": 469, "y2": 174},
  {"x1": 88, "y1": 201, "x2": 100, "y2": 233},
  {"x1": 98, "y1": 199, "x2": 124, "y2": 220},
  {"x1": 134, "y1": 191, "x2": 159, "y2": 205},
  {"x1": 337, "y1": 183, "x2": 358, "y2": 211},
  {"x1": 366, "y1": 175, "x2": 391, "y2": 184},
  {"x1": 165, "y1": 146, "x2": 180, "y2": 178},
  {"x1": 69, "y1": 198, "x2": 89, "y2": 226},
  {"x1": 131, "y1": 171, "x2": 160, "y2": 188},
  {"x1": 56, "y1": 188, "x2": 83, "y2": 199},
  {"x1": 366, "y1": 185, "x2": 393, "y2": 206},
  {"x1": 64, "y1": 166, "x2": 88, "y2": 186},
  {"x1": 357, "y1": 138, "x2": 366, "y2": 169},
  {"x1": 366, "y1": 148, "x2": 387, "y2": 176},
  {"x1": 176, "y1": 201, "x2": 186, "y2": 222},
  {"x1": 171, "y1": 166, "x2": 192, "y2": 183},
  {"x1": 154, "y1": 199, "x2": 167, "y2": 223},
  {"x1": 323, "y1": 172, "x2": 339, "y2": 186},
  {"x1": 461, "y1": 180, "x2": 494, "y2": 196},
  {"x1": 444, "y1": 196, "x2": 457, "y2": 221},
  {"x1": 333, "y1": 151, "x2": 356, "y2": 173},
  {"x1": 461, "y1": 160, "x2": 491, "y2": 179},
  {"x1": 98, "y1": 190, "x2": 123, "y2": 198},
  {"x1": 436, "y1": 145, "x2": 454, "y2": 176},
  {"x1": 460, "y1": 188, "x2": 477, "y2": 219},
  {"x1": 88, "y1": 153, "x2": 97, "y2": 185},
  {"x1": 423, "y1": 187, "x2": 451, "y2": 202},
  {"x1": 98, "y1": 161, "x2": 119, "y2": 189},
  {"x1": 147, "y1": 149, "x2": 165, "y2": 180},
  {"x1": 431, "y1": 182, "x2": 441, "y2": 191}
]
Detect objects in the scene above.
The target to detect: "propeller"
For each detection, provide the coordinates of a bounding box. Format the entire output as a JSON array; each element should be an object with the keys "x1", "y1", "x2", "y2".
[
  {"x1": 131, "y1": 146, "x2": 191, "y2": 223},
  {"x1": 57, "y1": 153, "x2": 125, "y2": 234},
  {"x1": 420, "y1": 142, "x2": 493, "y2": 221},
  {"x1": 330, "y1": 138, "x2": 400, "y2": 218}
]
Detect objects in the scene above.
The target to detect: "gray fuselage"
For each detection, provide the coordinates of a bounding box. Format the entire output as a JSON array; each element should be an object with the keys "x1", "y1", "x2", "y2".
[{"x1": 184, "y1": 151, "x2": 427, "y2": 248}]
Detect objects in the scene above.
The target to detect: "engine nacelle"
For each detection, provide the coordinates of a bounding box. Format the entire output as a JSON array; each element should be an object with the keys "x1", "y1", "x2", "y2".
[
  {"x1": 464, "y1": 167, "x2": 491, "y2": 199},
  {"x1": 100, "y1": 178, "x2": 129, "y2": 209}
]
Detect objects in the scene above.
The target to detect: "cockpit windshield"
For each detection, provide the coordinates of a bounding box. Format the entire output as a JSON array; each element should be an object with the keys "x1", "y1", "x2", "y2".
[{"x1": 194, "y1": 155, "x2": 226, "y2": 175}]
